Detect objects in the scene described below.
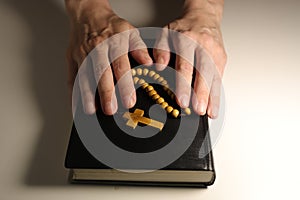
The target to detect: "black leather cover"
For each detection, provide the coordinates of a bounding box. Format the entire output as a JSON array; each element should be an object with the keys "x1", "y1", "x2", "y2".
[{"x1": 64, "y1": 50, "x2": 215, "y2": 187}]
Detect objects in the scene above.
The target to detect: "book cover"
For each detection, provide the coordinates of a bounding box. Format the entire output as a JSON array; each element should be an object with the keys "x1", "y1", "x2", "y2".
[{"x1": 65, "y1": 51, "x2": 216, "y2": 187}]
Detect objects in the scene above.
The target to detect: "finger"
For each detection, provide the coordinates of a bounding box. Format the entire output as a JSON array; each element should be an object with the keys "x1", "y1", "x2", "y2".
[
  {"x1": 207, "y1": 76, "x2": 222, "y2": 119},
  {"x1": 192, "y1": 71, "x2": 210, "y2": 116},
  {"x1": 129, "y1": 29, "x2": 153, "y2": 66},
  {"x1": 130, "y1": 49, "x2": 153, "y2": 66},
  {"x1": 171, "y1": 30, "x2": 197, "y2": 66},
  {"x1": 98, "y1": 66, "x2": 118, "y2": 115},
  {"x1": 90, "y1": 41, "x2": 110, "y2": 72},
  {"x1": 153, "y1": 27, "x2": 170, "y2": 71},
  {"x1": 175, "y1": 55, "x2": 194, "y2": 108},
  {"x1": 154, "y1": 49, "x2": 170, "y2": 71},
  {"x1": 111, "y1": 54, "x2": 136, "y2": 109},
  {"x1": 73, "y1": 44, "x2": 98, "y2": 115},
  {"x1": 91, "y1": 46, "x2": 117, "y2": 115},
  {"x1": 172, "y1": 30, "x2": 197, "y2": 108},
  {"x1": 84, "y1": 31, "x2": 107, "y2": 53},
  {"x1": 195, "y1": 43, "x2": 221, "y2": 116},
  {"x1": 90, "y1": 44, "x2": 116, "y2": 115},
  {"x1": 196, "y1": 47, "x2": 215, "y2": 89},
  {"x1": 78, "y1": 65, "x2": 96, "y2": 115}
]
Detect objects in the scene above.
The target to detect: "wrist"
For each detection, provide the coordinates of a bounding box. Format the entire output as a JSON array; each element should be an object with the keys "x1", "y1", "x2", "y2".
[
  {"x1": 182, "y1": 0, "x2": 224, "y2": 23},
  {"x1": 65, "y1": 0, "x2": 113, "y2": 21}
]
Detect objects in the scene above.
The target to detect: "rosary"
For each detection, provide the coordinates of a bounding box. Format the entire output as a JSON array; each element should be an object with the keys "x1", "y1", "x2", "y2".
[{"x1": 122, "y1": 67, "x2": 192, "y2": 131}]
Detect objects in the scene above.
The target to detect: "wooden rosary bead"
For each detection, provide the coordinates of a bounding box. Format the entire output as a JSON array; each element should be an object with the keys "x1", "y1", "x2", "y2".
[
  {"x1": 170, "y1": 93, "x2": 175, "y2": 100},
  {"x1": 131, "y1": 68, "x2": 136, "y2": 76},
  {"x1": 184, "y1": 108, "x2": 191, "y2": 115},
  {"x1": 152, "y1": 94, "x2": 160, "y2": 100},
  {"x1": 137, "y1": 68, "x2": 142, "y2": 75},
  {"x1": 166, "y1": 106, "x2": 174, "y2": 113},
  {"x1": 153, "y1": 74, "x2": 160, "y2": 80},
  {"x1": 163, "y1": 86, "x2": 168, "y2": 91},
  {"x1": 142, "y1": 83, "x2": 149, "y2": 89},
  {"x1": 161, "y1": 80, "x2": 168, "y2": 85},
  {"x1": 167, "y1": 89, "x2": 173, "y2": 96},
  {"x1": 164, "y1": 84, "x2": 169, "y2": 89},
  {"x1": 133, "y1": 77, "x2": 139, "y2": 84},
  {"x1": 161, "y1": 102, "x2": 168, "y2": 109},
  {"x1": 156, "y1": 97, "x2": 164, "y2": 104},
  {"x1": 138, "y1": 79, "x2": 145, "y2": 85},
  {"x1": 157, "y1": 77, "x2": 164, "y2": 83},
  {"x1": 148, "y1": 70, "x2": 156, "y2": 77},
  {"x1": 143, "y1": 68, "x2": 149, "y2": 76},
  {"x1": 131, "y1": 72, "x2": 191, "y2": 118},
  {"x1": 146, "y1": 85, "x2": 154, "y2": 92},
  {"x1": 148, "y1": 90, "x2": 157, "y2": 96},
  {"x1": 172, "y1": 109, "x2": 180, "y2": 118}
]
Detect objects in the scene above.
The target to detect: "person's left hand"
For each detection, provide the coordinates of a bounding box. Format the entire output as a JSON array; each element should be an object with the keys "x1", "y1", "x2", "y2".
[{"x1": 153, "y1": 2, "x2": 227, "y2": 118}]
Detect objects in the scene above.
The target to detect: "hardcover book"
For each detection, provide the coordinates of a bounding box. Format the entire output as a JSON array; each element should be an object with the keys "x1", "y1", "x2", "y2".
[{"x1": 64, "y1": 51, "x2": 216, "y2": 187}]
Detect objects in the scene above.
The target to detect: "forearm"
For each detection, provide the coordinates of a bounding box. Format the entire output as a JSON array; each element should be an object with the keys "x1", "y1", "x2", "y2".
[
  {"x1": 183, "y1": 0, "x2": 224, "y2": 23},
  {"x1": 65, "y1": 0, "x2": 113, "y2": 21}
]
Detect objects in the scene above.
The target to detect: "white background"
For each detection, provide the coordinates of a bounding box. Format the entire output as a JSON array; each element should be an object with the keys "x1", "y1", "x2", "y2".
[{"x1": 0, "y1": 0, "x2": 299, "y2": 199}]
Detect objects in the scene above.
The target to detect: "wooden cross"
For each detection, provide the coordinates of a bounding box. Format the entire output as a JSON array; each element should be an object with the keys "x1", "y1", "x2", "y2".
[{"x1": 123, "y1": 109, "x2": 164, "y2": 131}]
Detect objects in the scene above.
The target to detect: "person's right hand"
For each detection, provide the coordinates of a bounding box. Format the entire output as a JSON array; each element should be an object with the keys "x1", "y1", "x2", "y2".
[{"x1": 65, "y1": 0, "x2": 152, "y2": 115}]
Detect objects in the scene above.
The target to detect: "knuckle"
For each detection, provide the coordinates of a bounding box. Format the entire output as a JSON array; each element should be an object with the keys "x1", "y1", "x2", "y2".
[
  {"x1": 222, "y1": 51, "x2": 228, "y2": 65},
  {"x1": 112, "y1": 61, "x2": 121, "y2": 72},
  {"x1": 182, "y1": 30, "x2": 197, "y2": 39},
  {"x1": 130, "y1": 38, "x2": 145, "y2": 50},
  {"x1": 94, "y1": 66, "x2": 105, "y2": 78},
  {"x1": 85, "y1": 31, "x2": 110, "y2": 52},
  {"x1": 114, "y1": 19, "x2": 132, "y2": 32},
  {"x1": 112, "y1": 58, "x2": 129, "y2": 74},
  {"x1": 178, "y1": 61, "x2": 193, "y2": 73},
  {"x1": 168, "y1": 20, "x2": 181, "y2": 30},
  {"x1": 99, "y1": 87, "x2": 114, "y2": 98},
  {"x1": 87, "y1": 36, "x2": 103, "y2": 49},
  {"x1": 198, "y1": 32, "x2": 215, "y2": 46}
]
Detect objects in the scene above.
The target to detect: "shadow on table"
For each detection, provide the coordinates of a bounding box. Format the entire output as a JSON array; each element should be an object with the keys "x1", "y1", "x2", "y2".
[
  {"x1": 6, "y1": 0, "x2": 71, "y2": 186},
  {"x1": 149, "y1": 0, "x2": 182, "y2": 27},
  {"x1": 6, "y1": 0, "x2": 182, "y2": 186}
]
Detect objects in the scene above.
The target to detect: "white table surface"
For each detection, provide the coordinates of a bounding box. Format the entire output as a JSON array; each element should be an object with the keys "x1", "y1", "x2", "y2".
[{"x1": 1, "y1": 0, "x2": 300, "y2": 199}]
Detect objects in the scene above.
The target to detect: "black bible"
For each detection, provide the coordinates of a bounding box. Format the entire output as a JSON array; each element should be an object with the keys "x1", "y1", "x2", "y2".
[{"x1": 64, "y1": 52, "x2": 216, "y2": 187}]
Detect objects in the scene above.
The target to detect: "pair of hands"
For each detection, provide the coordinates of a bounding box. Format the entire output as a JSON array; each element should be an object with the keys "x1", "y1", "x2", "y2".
[{"x1": 65, "y1": 0, "x2": 227, "y2": 118}]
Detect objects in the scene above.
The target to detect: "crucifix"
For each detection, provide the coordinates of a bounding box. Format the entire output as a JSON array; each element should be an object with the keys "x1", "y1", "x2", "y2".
[{"x1": 123, "y1": 109, "x2": 164, "y2": 131}]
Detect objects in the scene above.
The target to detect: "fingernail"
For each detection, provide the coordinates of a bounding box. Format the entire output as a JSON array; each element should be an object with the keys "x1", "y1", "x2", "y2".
[
  {"x1": 85, "y1": 102, "x2": 95, "y2": 114},
  {"x1": 111, "y1": 100, "x2": 118, "y2": 113},
  {"x1": 144, "y1": 54, "x2": 153, "y2": 66},
  {"x1": 156, "y1": 57, "x2": 165, "y2": 71},
  {"x1": 123, "y1": 95, "x2": 135, "y2": 108},
  {"x1": 210, "y1": 107, "x2": 219, "y2": 119},
  {"x1": 158, "y1": 56, "x2": 164, "y2": 64},
  {"x1": 197, "y1": 100, "x2": 207, "y2": 115},
  {"x1": 104, "y1": 101, "x2": 117, "y2": 115},
  {"x1": 179, "y1": 95, "x2": 189, "y2": 108}
]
